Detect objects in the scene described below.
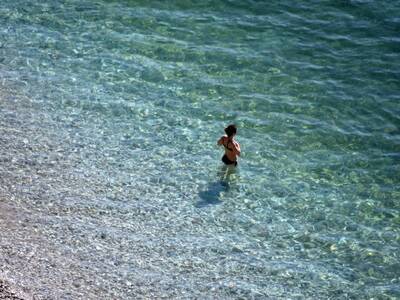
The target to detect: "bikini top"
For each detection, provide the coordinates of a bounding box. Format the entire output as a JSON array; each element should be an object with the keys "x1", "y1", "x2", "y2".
[{"x1": 224, "y1": 140, "x2": 234, "y2": 152}]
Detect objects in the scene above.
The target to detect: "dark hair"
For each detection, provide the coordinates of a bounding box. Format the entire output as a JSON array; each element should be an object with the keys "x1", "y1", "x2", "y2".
[{"x1": 224, "y1": 124, "x2": 237, "y2": 137}]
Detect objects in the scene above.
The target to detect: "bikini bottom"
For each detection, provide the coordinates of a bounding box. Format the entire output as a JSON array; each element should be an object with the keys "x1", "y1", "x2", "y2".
[{"x1": 222, "y1": 154, "x2": 237, "y2": 166}]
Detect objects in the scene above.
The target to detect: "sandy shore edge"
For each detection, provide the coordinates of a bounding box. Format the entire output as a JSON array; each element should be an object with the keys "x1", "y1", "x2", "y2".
[{"x1": 0, "y1": 279, "x2": 27, "y2": 300}]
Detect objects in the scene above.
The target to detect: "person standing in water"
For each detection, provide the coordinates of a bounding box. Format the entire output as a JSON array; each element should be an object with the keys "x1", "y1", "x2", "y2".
[{"x1": 217, "y1": 124, "x2": 241, "y2": 166}]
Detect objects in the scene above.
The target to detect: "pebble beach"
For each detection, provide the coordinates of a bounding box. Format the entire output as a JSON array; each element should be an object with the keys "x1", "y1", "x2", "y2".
[{"x1": 1, "y1": 1, "x2": 399, "y2": 298}]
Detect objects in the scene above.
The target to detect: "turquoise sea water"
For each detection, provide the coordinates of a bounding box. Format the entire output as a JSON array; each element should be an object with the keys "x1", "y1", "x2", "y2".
[{"x1": 0, "y1": 0, "x2": 399, "y2": 298}]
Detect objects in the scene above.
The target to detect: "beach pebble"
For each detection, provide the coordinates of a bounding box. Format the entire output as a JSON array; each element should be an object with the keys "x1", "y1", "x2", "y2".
[{"x1": 232, "y1": 246, "x2": 244, "y2": 254}]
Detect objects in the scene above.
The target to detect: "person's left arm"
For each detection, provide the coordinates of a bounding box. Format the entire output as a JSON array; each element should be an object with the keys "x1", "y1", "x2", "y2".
[{"x1": 233, "y1": 141, "x2": 241, "y2": 156}]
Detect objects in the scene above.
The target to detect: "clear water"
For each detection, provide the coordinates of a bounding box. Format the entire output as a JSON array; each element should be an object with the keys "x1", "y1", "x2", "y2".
[{"x1": 0, "y1": 0, "x2": 399, "y2": 298}]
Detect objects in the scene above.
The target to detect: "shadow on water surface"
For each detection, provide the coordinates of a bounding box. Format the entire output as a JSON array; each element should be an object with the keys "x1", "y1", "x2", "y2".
[{"x1": 196, "y1": 165, "x2": 237, "y2": 207}]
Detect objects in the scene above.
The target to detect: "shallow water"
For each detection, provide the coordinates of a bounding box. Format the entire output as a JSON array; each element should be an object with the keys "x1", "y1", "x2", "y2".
[{"x1": 0, "y1": 0, "x2": 399, "y2": 298}]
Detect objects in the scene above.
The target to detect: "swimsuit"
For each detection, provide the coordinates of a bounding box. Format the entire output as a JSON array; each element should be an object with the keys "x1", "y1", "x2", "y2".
[
  {"x1": 222, "y1": 140, "x2": 237, "y2": 166},
  {"x1": 223, "y1": 140, "x2": 234, "y2": 152},
  {"x1": 222, "y1": 154, "x2": 237, "y2": 166}
]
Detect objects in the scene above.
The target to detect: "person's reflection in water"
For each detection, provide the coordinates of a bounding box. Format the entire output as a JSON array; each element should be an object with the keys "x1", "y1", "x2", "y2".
[{"x1": 196, "y1": 165, "x2": 237, "y2": 207}]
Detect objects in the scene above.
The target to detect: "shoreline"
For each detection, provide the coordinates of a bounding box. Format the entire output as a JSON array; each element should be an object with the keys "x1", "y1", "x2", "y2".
[
  {"x1": 0, "y1": 91, "x2": 33, "y2": 298},
  {"x1": 0, "y1": 279, "x2": 26, "y2": 300}
]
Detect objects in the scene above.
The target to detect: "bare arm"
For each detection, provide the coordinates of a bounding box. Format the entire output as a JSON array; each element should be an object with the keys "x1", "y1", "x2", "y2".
[
  {"x1": 233, "y1": 141, "x2": 241, "y2": 156},
  {"x1": 217, "y1": 136, "x2": 225, "y2": 146}
]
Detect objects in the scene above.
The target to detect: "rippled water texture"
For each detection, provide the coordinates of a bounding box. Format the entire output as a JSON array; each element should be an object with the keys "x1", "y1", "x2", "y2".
[{"x1": 1, "y1": 0, "x2": 399, "y2": 298}]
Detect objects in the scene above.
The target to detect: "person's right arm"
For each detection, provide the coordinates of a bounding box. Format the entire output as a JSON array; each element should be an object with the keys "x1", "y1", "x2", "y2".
[{"x1": 233, "y1": 141, "x2": 241, "y2": 156}]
